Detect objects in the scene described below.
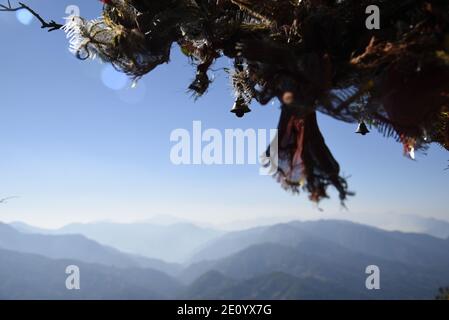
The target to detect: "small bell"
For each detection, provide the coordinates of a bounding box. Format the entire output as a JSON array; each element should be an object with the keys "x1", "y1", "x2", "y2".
[
  {"x1": 355, "y1": 121, "x2": 370, "y2": 135},
  {"x1": 231, "y1": 97, "x2": 251, "y2": 118}
]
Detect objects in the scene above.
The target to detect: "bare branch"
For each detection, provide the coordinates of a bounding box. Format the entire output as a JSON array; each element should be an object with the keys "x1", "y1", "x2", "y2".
[
  {"x1": 0, "y1": 1, "x2": 62, "y2": 31},
  {"x1": 0, "y1": 196, "x2": 19, "y2": 204}
]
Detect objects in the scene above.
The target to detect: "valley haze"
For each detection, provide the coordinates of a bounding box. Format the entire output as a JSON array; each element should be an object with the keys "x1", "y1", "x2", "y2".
[{"x1": 1, "y1": 215, "x2": 449, "y2": 300}]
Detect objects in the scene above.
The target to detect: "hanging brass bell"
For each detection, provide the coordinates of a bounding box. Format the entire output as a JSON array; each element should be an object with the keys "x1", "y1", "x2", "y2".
[
  {"x1": 355, "y1": 121, "x2": 370, "y2": 135},
  {"x1": 231, "y1": 97, "x2": 251, "y2": 118}
]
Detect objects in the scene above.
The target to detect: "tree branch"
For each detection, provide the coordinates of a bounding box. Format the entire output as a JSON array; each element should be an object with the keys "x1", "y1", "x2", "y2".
[
  {"x1": 0, "y1": 196, "x2": 19, "y2": 204},
  {"x1": 0, "y1": 1, "x2": 62, "y2": 31}
]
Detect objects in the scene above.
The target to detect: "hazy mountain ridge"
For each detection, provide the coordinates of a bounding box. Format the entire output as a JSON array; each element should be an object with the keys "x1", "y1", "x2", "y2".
[
  {"x1": 181, "y1": 220, "x2": 449, "y2": 299},
  {"x1": 0, "y1": 248, "x2": 183, "y2": 300},
  {"x1": 191, "y1": 220, "x2": 449, "y2": 267},
  {"x1": 180, "y1": 270, "x2": 370, "y2": 300},
  {"x1": 185, "y1": 242, "x2": 449, "y2": 299},
  {"x1": 2, "y1": 219, "x2": 449, "y2": 299},
  {"x1": 343, "y1": 214, "x2": 449, "y2": 239},
  {"x1": 0, "y1": 223, "x2": 181, "y2": 276},
  {"x1": 9, "y1": 221, "x2": 222, "y2": 263}
]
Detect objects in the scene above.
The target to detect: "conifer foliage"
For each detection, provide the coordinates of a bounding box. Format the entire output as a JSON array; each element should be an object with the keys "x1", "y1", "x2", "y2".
[{"x1": 2, "y1": 0, "x2": 449, "y2": 203}]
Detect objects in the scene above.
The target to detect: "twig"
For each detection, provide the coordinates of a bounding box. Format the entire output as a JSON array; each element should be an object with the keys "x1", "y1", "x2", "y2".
[
  {"x1": 0, "y1": 1, "x2": 62, "y2": 31},
  {"x1": 0, "y1": 196, "x2": 19, "y2": 204}
]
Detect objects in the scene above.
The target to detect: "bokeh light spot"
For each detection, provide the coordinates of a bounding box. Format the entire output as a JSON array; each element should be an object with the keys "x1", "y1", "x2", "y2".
[{"x1": 16, "y1": 9, "x2": 33, "y2": 25}]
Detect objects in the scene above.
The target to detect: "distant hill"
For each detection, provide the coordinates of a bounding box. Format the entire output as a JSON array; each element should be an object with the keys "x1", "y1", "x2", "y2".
[
  {"x1": 0, "y1": 223, "x2": 181, "y2": 276},
  {"x1": 3, "y1": 219, "x2": 449, "y2": 299},
  {"x1": 189, "y1": 223, "x2": 312, "y2": 262},
  {"x1": 180, "y1": 271, "x2": 367, "y2": 300},
  {"x1": 9, "y1": 222, "x2": 51, "y2": 234},
  {"x1": 182, "y1": 220, "x2": 449, "y2": 299},
  {"x1": 9, "y1": 222, "x2": 222, "y2": 263},
  {"x1": 0, "y1": 248, "x2": 183, "y2": 300},
  {"x1": 182, "y1": 240, "x2": 449, "y2": 299},
  {"x1": 190, "y1": 220, "x2": 449, "y2": 267},
  {"x1": 340, "y1": 213, "x2": 449, "y2": 239}
]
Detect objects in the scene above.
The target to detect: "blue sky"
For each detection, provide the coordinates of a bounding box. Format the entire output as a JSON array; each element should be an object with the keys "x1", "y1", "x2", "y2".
[{"x1": 0, "y1": 1, "x2": 448, "y2": 228}]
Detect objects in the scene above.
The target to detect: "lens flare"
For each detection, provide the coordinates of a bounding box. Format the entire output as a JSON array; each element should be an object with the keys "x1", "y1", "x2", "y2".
[{"x1": 16, "y1": 9, "x2": 33, "y2": 25}]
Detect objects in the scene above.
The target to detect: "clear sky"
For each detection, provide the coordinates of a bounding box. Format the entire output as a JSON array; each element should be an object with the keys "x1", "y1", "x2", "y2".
[{"x1": 0, "y1": 1, "x2": 448, "y2": 228}]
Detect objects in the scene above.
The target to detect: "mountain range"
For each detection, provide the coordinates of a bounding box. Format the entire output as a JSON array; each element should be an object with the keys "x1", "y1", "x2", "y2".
[
  {"x1": 338, "y1": 213, "x2": 449, "y2": 239},
  {"x1": 1, "y1": 219, "x2": 449, "y2": 299},
  {"x1": 0, "y1": 223, "x2": 181, "y2": 276},
  {"x1": 0, "y1": 248, "x2": 182, "y2": 300},
  {"x1": 10, "y1": 221, "x2": 221, "y2": 263}
]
